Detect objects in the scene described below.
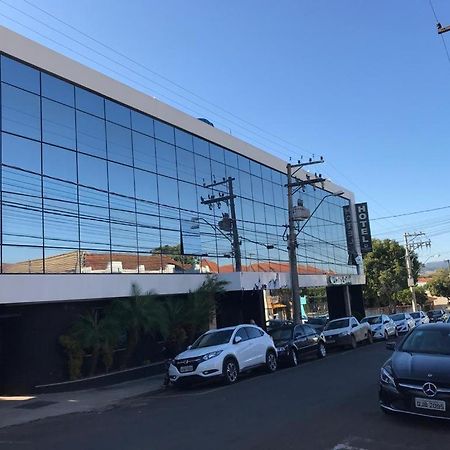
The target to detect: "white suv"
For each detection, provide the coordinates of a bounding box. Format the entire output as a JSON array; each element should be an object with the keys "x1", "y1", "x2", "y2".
[{"x1": 168, "y1": 325, "x2": 278, "y2": 385}]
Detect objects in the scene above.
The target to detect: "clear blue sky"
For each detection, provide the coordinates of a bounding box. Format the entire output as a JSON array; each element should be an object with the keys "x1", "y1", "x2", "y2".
[{"x1": 1, "y1": 0, "x2": 449, "y2": 262}]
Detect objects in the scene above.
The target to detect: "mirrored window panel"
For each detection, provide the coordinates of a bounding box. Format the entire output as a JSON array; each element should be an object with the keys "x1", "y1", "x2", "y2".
[
  {"x1": 1, "y1": 56, "x2": 40, "y2": 94},
  {"x1": 2, "y1": 245, "x2": 43, "y2": 273},
  {"x1": 1, "y1": 83, "x2": 41, "y2": 140},
  {"x1": 2, "y1": 132, "x2": 41, "y2": 173},
  {"x1": 76, "y1": 110, "x2": 107, "y2": 159},
  {"x1": 106, "y1": 122, "x2": 133, "y2": 165},
  {"x1": 131, "y1": 110, "x2": 154, "y2": 136},
  {"x1": 154, "y1": 120, "x2": 174, "y2": 144},
  {"x1": 43, "y1": 144, "x2": 77, "y2": 182},
  {"x1": 41, "y1": 73, "x2": 74, "y2": 107},
  {"x1": 42, "y1": 98, "x2": 76, "y2": 149},
  {"x1": 75, "y1": 87, "x2": 104, "y2": 118},
  {"x1": 78, "y1": 153, "x2": 108, "y2": 190},
  {"x1": 105, "y1": 100, "x2": 130, "y2": 128},
  {"x1": 133, "y1": 131, "x2": 156, "y2": 172}
]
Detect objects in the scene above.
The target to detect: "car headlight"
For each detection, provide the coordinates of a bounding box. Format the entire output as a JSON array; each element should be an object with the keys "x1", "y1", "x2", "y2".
[
  {"x1": 201, "y1": 350, "x2": 223, "y2": 361},
  {"x1": 380, "y1": 365, "x2": 396, "y2": 387}
]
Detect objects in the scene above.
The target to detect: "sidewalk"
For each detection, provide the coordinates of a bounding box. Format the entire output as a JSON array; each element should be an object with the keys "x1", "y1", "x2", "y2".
[{"x1": 0, "y1": 374, "x2": 165, "y2": 429}]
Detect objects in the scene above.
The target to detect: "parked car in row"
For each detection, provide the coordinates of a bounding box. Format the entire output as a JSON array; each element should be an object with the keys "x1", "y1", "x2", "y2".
[
  {"x1": 266, "y1": 319, "x2": 294, "y2": 332},
  {"x1": 379, "y1": 323, "x2": 450, "y2": 420},
  {"x1": 305, "y1": 316, "x2": 328, "y2": 333},
  {"x1": 168, "y1": 325, "x2": 277, "y2": 386},
  {"x1": 269, "y1": 323, "x2": 327, "y2": 366},
  {"x1": 389, "y1": 313, "x2": 415, "y2": 333},
  {"x1": 361, "y1": 314, "x2": 397, "y2": 340},
  {"x1": 322, "y1": 316, "x2": 372, "y2": 349},
  {"x1": 410, "y1": 311, "x2": 430, "y2": 326},
  {"x1": 427, "y1": 309, "x2": 448, "y2": 323}
]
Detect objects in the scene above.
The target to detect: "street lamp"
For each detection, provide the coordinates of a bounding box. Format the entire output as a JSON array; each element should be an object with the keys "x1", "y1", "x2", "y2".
[{"x1": 288, "y1": 189, "x2": 344, "y2": 324}]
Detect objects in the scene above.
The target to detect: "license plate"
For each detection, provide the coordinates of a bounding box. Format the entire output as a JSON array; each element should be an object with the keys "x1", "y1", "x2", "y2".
[
  {"x1": 179, "y1": 365, "x2": 194, "y2": 373},
  {"x1": 415, "y1": 398, "x2": 446, "y2": 411}
]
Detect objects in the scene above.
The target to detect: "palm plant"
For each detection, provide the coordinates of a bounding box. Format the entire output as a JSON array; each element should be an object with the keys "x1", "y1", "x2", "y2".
[
  {"x1": 70, "y1": 309, "x2": 120, "y2": 376},
  {"x1": 110, "y1": 284, "x2": 164, "y2": 368}
]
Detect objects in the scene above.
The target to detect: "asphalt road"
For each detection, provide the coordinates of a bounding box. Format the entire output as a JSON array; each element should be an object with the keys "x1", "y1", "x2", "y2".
[{"x1": 2, "y1": 340, "x2": 450, "y2": 450}]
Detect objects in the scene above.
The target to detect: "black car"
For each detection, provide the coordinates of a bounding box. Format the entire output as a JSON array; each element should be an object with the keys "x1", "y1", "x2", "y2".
[
  {"x1": 266, "y1": 319, "x2": 294, "y2": 333},
  {"x1": 427, "y1": 309, "x2": 448, "y2": 323},
  {"x1": 379, "y1": 323, "x2": 450, "y2": 419},
  {"x1": 269, "y1": 324, "x2": 327, "y2": 367},
  {"x1": 306, "y1": 316, "x2": 328, "y2": 333}
]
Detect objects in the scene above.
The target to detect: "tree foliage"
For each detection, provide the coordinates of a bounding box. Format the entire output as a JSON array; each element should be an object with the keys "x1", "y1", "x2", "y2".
[
  {"x1": 151, "y1": 244, "x2": 198, "y2": 266},
  {"x1": 396, "y1": 287, "x2": 428, "y2": 308},
  {"x1": 427, "y1": 269, "x2": 450, "y2": 301},
  {"x1": 363, "y1": 239, "x2": 420, "y2": 309}
]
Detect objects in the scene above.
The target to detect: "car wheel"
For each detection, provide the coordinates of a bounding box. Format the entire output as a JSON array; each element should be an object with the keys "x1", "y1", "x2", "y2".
[
  {"x1": 350, "y1": 335, "x2": 357, "y2": 349},
  {"x1": 317, "y1": 342, "x2": 326, "y2": 359},
  {"x1": 223, "y1": 358, "x2": 239, "y2": 385},
  {"x1": 367, "y1": 332, "x2": 373, "y2": 344},
  {"x1": 384, "y1": 331, "x2": 389, "y2": 341},
  {"x1": 289, "y1": 348, "x2": 299, "y2": 367},
  {"x1": 266, "y1": 350, "x2": 278, "y2": 373}
]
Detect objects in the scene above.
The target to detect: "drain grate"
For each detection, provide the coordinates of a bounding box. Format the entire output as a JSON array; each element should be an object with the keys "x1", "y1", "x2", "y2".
[{"x1": 15, "y1": 400, "x2": 56, "y2": 409}]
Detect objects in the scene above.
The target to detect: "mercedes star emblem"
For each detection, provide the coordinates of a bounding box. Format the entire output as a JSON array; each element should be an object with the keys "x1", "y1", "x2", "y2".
[{"x1": 423, "y1": 382, "x2": 438, "y2": 398}]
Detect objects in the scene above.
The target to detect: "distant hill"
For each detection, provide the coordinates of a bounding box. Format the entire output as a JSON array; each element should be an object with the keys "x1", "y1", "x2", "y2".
[{"x1": 422, "y1": 260, "x2": 449, "y2": 274}]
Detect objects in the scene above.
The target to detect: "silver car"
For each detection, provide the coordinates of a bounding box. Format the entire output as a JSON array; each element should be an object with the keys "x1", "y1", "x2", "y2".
[{"x1": 409, "y1": 311, "x2": 430, "y2": 326}]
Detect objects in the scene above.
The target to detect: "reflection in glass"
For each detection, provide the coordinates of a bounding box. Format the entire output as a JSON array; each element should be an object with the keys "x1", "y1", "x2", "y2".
[
  {"x1": 110, "y1": 195, "x2": 137, "y2": 253},
  {"x1": 42, "y1": 98, "x2": 76, "y2": 149},
  {"x1": 44, "y1": 248, "x2": 81, "y2": 273},
  {"x1": 131, "y1": 110, "x2": 154, "y2": 136},
  {"x1": 78, "y1": 153, "x2": 108, "y2": 190},
  {"x1": 135, "y1": 169, "x2": 158, "y2": 203},
  {"x1": 1, "y1": 56, "x2": 40, "y2": 94},
  {"x1": 41, "y1": 73, "x2": 74, "y2": 106},
  {"x1": 175, "y1": 128, "x2": 193, "y2": 151},
  {"x1": 154, "y1": 120, "x2": 174, "y2": 144},
  {"x1": 108, "y1": 162, "x2": 134, "y2": 196},
  {"x1": 133, "y1": 132, "x2": 156, "y2": 172},
  {"x1": 2, "y1": 133, "x2": 41, "y2": 173},
  {"x1": 105, "y1": 99, "x2": 130, "y2": 127},
  {"x1": 43, "y1": 144, "x2": 77, "y2": 182},
  {"x1": 158, "y1": 176, "x2": 179, "y2": 208},
  {"x1": 76, "y1": 110, "x2": 107, "y2": 158},
  {"x1": 1, "y1": 83, "x2": 41, "y2": 140},
  {"x1": 75, "y1": 87, "x2": 104, "y2": 118},
  {"x1": 106, "y1": 122, "x2": 133, "y2": 165},
  {"x1": 155, "y1": 140, "x2": 176, "y2": 177},
  {"x1": 2, "y1": 245, "x2": 43, "y2": 273}
]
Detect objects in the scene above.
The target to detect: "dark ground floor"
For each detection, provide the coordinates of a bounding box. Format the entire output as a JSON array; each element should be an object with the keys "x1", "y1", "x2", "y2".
[{"x1": 0, "y1": 284, "x2": 364, "y2": 394}]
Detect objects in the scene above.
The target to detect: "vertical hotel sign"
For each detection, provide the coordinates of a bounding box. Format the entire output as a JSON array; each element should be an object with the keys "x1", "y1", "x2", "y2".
[
  {"x1": 355, "y1": 202, "x2": 372, "y2": 253},
  {"x1": 343, "y1": 205, "x2": 357, "y2": 264}
]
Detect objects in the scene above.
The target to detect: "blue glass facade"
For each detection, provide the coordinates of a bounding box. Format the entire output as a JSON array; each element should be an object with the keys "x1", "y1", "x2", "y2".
[{"x1": 0, "y1": 54, "x2": 355, "y2": 275}]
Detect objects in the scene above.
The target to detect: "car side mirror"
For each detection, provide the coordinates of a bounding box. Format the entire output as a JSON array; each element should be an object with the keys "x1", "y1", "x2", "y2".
[
  {"x1": 234, "y1": 336, "x2": 242, "y2": 344},
  {"x1": 187, "y1": 345, "x2": 192, "y2": 350},
  {"x1": 386, "y1": 342, "x2": 396, "y2": 351}
]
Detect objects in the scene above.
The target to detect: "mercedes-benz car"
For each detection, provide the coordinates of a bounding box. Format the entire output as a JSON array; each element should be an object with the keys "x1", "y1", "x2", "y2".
[
  {"x1": 168, "y1": 325, "x2": 277, "y2": 386},
  {"x1": 379, "y1": 323, "x2": 450, "y2": 419}
]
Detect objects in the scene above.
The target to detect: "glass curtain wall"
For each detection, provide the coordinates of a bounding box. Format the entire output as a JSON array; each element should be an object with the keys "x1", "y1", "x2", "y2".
[{"x1": 0, "y1": 54, "x2": 356, "y2": 275}]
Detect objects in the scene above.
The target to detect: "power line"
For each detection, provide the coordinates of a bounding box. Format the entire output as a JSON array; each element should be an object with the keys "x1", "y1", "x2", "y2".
[
  {"x1": 372, "y1": 204, "x2": 450, "y2": 221},
  {"x1": 428, "y1": 0, "x2": 450, "y2": 66}
]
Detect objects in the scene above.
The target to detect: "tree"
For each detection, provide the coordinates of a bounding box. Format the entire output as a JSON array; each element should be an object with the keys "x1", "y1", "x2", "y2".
[
  {"x1": 363, "y1": 239, "x2": 420, "y2": 310},
  {"x1": 110, "y1": 284, "x2": 163, "y2": 368},
  {"x1": 427, "y1": 269, "x2": 450, "y2": 302},
  {"x1": 151, "y1": 244, "x2": 198, "y2": 266},
  {"x1": 397, "y1": 287, "x2": 428, "y2": 308}
]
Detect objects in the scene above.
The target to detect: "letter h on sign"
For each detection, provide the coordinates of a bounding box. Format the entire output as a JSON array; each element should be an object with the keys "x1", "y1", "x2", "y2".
[{"x1": 355, "y1": 202, "x2": 372, "y2": 254}]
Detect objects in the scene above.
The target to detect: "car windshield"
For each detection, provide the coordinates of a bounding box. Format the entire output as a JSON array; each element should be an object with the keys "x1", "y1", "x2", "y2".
[
  {"x1": 401, "y1": 329, "x2": 450, "y2": 356},
  {"x1": 269, "y1": 328, "x2": 293, "y2": 341},
  {"x1": 410, "y1": 312, "x2": 421, "y2": 319},
  {"x1": 324, "y1": 319, "x2": 349, "y2": 330},
  {"x1": 307, "y1": 318, "x2": 327, "y2": 325},
  {"x1": 428, "y1": 310, "x2": 442, "y2": 317},
  {"x1": 390, "y1": 314, "x2": 405, "y2": 321},
  {"x1": 361, "y1": 316, "x2": 381, "y2": 325},
  {"x1": 191, "y1": 329, "x2": 234, "y2": 349}
]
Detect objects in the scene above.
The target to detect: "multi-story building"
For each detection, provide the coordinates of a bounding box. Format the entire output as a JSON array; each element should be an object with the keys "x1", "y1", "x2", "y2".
[{"x1": 0, "y1": 26, "x2": 366, "y2": 393}]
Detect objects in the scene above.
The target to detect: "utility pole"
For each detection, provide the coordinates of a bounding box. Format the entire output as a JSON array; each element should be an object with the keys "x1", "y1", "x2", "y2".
[
  {"x1": 286, "y1": 158, "x2": 325, "y2": 324},
  {"x1": 404, "y1": 232, "x2": 431, "y2": 312},
  {"x1": 201, "y1": 177, "x2": 242, "y2": 272}
]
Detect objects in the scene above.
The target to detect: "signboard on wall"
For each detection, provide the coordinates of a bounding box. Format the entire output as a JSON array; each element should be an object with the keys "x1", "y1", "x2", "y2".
[
  {"x1": 342, "y1": 205, "x2": 357, "y2": 265},
  {"x1": 355, "y1": 202, "x2": 372, "y2": 254}
]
